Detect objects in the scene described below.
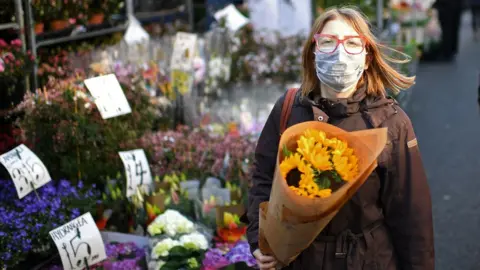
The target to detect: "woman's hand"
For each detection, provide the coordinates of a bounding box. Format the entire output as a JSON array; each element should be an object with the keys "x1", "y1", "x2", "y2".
[{"x1": 253, "y1": 249, "x2": 278, "y2": 270}]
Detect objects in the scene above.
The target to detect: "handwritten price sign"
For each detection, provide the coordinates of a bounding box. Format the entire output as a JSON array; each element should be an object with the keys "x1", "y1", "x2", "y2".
[
  {"x1": 0, "y1": 144, "x2": 52, "y2": 199},
  {"x1": 171, "y1": 32, "x2": 197, "y2": 72},
  {"x1": 119, "y1": 149, "x2": 153, "y2": 197},
  {"x1": 49, "y1": 213, "x2": 107, "y2": 270},
  {"x1": 84, "y1": 74, "x2": 132, "y2": 119}
]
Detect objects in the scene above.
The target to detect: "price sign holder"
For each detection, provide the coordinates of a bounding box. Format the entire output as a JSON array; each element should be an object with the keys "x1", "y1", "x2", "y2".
[
  {"x1": 0, "y1": 144, "x2": 52, "y2": 199},
  {"x1": 119, "y1": 149, "x2": 153, "y2": 197},
  {"x1": 49, "y1": 212, "x2": 107, "y2": 270}
]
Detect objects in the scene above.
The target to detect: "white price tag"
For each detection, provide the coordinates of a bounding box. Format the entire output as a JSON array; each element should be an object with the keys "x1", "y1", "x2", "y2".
[
  {"x1": 119, "y1": 149, "x2": 153, "y2": 197},
  {"x1": 170, "y1": 32, "x2": 197, "y2": 72},
  {"x1": 0, "y1": 144, "x2": 52, "y2": 199},
  {"x1": 84, "y1": 74, "x2": 132, "y2": 119},
  {"x1": 49, "y1": 213, "x2": 107, "y2": 270},
  {"x1": 214, "y1": 4, "x2": 250, "y2": 32}
]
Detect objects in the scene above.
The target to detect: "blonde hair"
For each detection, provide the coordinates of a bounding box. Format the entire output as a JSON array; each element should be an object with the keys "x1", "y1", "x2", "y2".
[{"x1": 301, "y1": 6, "x2": 415, "y2": 97}]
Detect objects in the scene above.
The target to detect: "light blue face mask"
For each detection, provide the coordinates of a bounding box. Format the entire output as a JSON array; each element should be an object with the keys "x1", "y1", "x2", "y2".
[{"x1": 314, "y1": 48, "x2": 366, "y2": 93}]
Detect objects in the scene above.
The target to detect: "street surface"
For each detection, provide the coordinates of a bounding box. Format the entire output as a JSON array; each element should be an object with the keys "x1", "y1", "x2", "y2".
[{"x1": 406, "y1": 13, "x2": 480, "y2": 270}]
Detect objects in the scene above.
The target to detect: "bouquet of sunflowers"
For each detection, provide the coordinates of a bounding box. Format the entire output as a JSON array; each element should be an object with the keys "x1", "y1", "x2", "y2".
[
  {"x1": 280, "y1": 129, "x2": 359, "y2": 199},
  {"x1": 258, "y1": 121, "x2": 387, "y2": 267}
]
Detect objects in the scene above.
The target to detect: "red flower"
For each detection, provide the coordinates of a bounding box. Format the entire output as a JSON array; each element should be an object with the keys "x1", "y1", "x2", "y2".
[
  {"x1": 216, "y1": 227, "x2": 247, "y2": 243},
  {"x1": 10, "y1": 39, "x2": 22, "y2": 47}
]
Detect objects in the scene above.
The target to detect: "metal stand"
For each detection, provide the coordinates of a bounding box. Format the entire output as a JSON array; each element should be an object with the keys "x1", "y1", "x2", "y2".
[
  {"x1": 25, "y1": 0, "x2": 195, "y2": 91},
  {"x1": 0, "y1": 0, "x2": 29, "y2": 111}
]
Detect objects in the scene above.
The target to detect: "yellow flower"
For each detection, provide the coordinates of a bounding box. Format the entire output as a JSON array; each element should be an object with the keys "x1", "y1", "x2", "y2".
[
  {"x1": 297, "y1": 136, "x2": 316, "y2": 160},
  {"x1": 332, "y1": 154, "x2": 358, "y2": 181},
  {"x1": 330, "y1": 140, "x2": 349, "y2": 156},
  {"x1": 309, "y1": 146, "x2": 332, "y2": 171},
  {"x1": 279, "y1": 153, "x2": 303, "y2": 178},
  {"x1": 304, "y1": 129, "x2": 327, "y2": 144},
  {"x1": 316, "y1": 189, "x2": 332, "y2": 198},
  {"x1": 299, "y1": 168, "x2": 314, "y2": 186}
]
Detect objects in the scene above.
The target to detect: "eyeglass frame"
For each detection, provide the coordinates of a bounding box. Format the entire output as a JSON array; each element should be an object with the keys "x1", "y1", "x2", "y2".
[{"x1": 312, "y1": 34, "x2": 367, "y2": 55}]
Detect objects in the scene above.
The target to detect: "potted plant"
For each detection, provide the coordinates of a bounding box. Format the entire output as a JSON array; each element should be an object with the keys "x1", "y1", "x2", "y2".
[
  {"x1": 0, "y1": 39, "x2": 35, "y2": 110},
  {"x1": 87, "y1": 0, "x2": 107, "y2": 25},
  {"x1": 31, "y1": 0, "x2": 48, "y2": 33},
  {"x1": 48, "y1": 0, "x2": 85, "y2": 30}
]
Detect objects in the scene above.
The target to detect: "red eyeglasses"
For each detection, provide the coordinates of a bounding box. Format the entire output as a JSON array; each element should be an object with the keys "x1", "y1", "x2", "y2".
[{"x1": 313, "y1": 34, "x2": 366, "y2": 55}]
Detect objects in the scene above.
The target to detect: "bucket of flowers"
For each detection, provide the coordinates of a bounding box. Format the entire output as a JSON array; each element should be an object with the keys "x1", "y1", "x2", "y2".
[{"x1": 147, "y1": 210, "x2": 210, "y2": 270}]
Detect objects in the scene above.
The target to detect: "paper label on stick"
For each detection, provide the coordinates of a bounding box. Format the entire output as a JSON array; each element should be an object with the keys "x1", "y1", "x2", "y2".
[
  {"x1": 119, "y1": 149, "x2": 153, "y2": 197},
  {"x1": 214, "y1": 4, "x2": 249, "y2": 32},
  {"x1": 0, "y1": 144, "x2": 52, "y2": 199},
  {"x1": 170, "y1": 32, "x2": 197, "y2": 72},
  {"x1": 49, "y1": 212, "x2": 107, "y2": 270},
  {"x1": 84, "y1": 74, "x2": 132, "y2": 119}
]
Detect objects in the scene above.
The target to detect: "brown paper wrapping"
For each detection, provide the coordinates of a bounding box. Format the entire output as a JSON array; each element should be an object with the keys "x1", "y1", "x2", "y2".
[{"x1": 258, "y1": 121, "x2": 387, "y2": 267}]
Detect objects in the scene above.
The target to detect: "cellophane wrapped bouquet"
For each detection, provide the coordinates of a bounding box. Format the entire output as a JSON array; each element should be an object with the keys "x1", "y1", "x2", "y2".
[{"x1": 147, "y1": 210, "x2": 210, "y2": 270}]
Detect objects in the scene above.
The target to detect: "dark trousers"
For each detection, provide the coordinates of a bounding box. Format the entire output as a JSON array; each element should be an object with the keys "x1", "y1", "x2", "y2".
[
  {"x1": 472, "y1": 5, "x2": 480, "y2": 32},
  {"x1": 438, "y1": 7, "x2": 462, "y2": 57}
]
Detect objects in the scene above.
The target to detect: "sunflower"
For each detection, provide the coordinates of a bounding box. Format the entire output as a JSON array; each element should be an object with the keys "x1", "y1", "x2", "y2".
[
  {"x1": 309, "y1": 145, "x2": 332, "y2": 171},
  {"x1": 279, "y1": 153, "x2": 303, "y2": 178},
  {"x1": 303, "y1": 129, "x2": 327, "y2": 144},
  {"x1": 332, "y1": 154, "x2": 358, "y2": 181},
  {"x1": 316, "y1": 188, "x2": 332, "y2": 198},
  {"x1": 296, "y1": 136, "x2": 316, "y2": 160}
]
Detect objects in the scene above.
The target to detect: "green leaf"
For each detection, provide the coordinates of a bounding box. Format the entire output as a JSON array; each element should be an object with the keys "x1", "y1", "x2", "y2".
[
  {"x1": 331, "y1": 171, "x2": 342, "y2": 183},
  {"x1": 282, "y1": 144, "x2": 293, "y2": 157},
  {"x1": 314, "y1": 175, "x2": 331, "y2": 189}
]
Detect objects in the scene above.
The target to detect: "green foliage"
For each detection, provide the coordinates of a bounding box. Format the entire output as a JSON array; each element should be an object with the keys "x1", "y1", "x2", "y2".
[{"x1": 19, "y1": 73, "x2": 156, "y2": 185}]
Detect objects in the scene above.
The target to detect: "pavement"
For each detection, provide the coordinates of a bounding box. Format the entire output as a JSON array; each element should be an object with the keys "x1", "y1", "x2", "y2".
[{"x1": 404, "y1": 13, "x2": 480, "y2": 270}]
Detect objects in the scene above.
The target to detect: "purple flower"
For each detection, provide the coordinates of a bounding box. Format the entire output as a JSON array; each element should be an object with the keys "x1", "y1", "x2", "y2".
[
  {"x1": 203, "y1": 241, "x2": 257, "y2": 269},
  {"x1": 0, "y1": 179, "x2": 98, "y2": 268}
]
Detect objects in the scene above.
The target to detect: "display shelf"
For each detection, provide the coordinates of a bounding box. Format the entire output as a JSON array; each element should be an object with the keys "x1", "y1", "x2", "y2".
[
  {"x1": 0, "y1": 22, "x2": 19, "y2": 31},
  {"x1": 25, "y1": 0, "x2": 194, "y2": 90},
  {"x1": 35, "y1": 24, "x2": 128, "y2": 49}
]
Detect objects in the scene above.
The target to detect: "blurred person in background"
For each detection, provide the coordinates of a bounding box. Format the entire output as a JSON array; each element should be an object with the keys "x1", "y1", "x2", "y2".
[
  {"x1": 433, "y1": 0, "x2": 463, "y2": 61},
  {"x1": 471, "y1": 0, "x2": 480, "y2": 40},
  {"x1": 247, "y1": 6, "x2": 434, "y2": 270}
]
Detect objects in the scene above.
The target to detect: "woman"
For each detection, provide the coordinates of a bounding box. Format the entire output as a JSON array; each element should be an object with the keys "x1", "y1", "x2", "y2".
[{"x1": 246, "y1": 7, "x2": 434, "y2": 270}]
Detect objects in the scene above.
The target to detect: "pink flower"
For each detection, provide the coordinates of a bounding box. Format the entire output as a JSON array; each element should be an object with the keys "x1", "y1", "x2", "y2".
[
  {"x1": 10, "y1": 39, "x2": 22, "y2": 47},
  {"x1": 0, "y1": 39, "x2": 7, "y2": 47},
  {"x1": 0, "y1": 63, "x2": 4, "y2": 72}
]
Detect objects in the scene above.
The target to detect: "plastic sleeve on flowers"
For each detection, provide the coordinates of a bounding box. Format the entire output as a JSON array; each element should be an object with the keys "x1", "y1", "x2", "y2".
[
  {"x1": 381, "y1": 112, "x2": 435, "y2": 270},
  {"x1": 246, "y1": 93, "x2": 285, "y2": 254}
]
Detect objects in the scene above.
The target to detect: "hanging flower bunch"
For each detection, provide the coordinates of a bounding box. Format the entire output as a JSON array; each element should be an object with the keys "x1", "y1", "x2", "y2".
[{"x1": 280, "y1": 129, "x2": 359, "y2": 198}]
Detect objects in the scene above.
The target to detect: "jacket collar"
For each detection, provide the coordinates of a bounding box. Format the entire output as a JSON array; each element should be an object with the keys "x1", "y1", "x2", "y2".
[{"x1": 297, "y1": 85, "x2": 398, "y2": 127}]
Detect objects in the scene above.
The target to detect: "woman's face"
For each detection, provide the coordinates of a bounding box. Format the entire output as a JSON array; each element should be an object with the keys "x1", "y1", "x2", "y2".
[{"x1": 315, "y1": 19, "x2": 368, "y2": 98}]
